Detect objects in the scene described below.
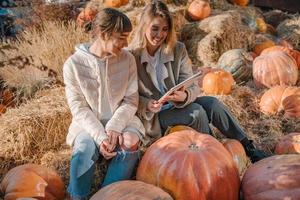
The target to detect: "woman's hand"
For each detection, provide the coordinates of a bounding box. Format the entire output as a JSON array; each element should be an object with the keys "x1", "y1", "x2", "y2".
[
  {"x1": 100, "y1": 139, "x2": 117, "y2": 160},
  {"x1": 147, "y1": 99, "x2": 162, "y2": 113},
  {"x1": 107, "y1": 130, "x2": 122, "y2": 152},
  {"x1": 164, "y1": 89, "x2": 187, "y2": 102}
]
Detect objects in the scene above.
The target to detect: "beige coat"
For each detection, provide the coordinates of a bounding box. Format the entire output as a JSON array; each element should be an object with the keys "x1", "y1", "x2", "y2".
[
  {"x1": 131, "y1": 42, "x2": 200, "y2": 145},
  {"x1": 63, "y1": 43, "x2": 145, "y2": 146}
]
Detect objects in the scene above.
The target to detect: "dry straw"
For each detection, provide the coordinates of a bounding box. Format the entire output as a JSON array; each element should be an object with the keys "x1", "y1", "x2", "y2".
[
  {"x1": 277, "y1": 16, "x2": 300, "y2": 50},
  {"x1": 0, "y1": 87, "x2": 71, "y2": 166},
  {"x1": 15, "y1": 21, "x2": 89, "y2": 83}
]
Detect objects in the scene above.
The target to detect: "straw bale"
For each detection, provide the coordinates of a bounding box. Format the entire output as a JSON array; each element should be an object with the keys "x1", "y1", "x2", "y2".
[
  {"x1": 277, "y1": 16, "x2": 300, "y2": 50},
  {"x1": 0, "y1": 87, "x2": 71, "y2": 163},
  {"x1": 196, "y1": 11, "x2": 255, "y2": 67},
  {"x1": 208, "y1": 0, "x2": 235, "y2": 10}
]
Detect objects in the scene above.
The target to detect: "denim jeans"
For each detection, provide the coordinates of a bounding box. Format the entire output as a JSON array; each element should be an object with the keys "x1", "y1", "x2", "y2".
[
  {"x1": 67, "y1": 132, "x2": 140, "y2": 198},
  {"x1": 158, "y1": 96, "x2": 247, "y2": 141}
]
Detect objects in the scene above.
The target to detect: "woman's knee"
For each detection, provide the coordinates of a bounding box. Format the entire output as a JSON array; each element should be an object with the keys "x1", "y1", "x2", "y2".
[
  {"x1": 121, "y1": 132, "x2": 140, "y2": 151},
  {"x1": 73, "y1": 133, "x2": 97, "y2": 157}
]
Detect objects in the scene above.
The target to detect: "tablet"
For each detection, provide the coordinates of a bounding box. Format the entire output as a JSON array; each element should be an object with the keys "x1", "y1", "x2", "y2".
[{"x1": 158, "y1": 71, "x2": 202, "y2": 103}]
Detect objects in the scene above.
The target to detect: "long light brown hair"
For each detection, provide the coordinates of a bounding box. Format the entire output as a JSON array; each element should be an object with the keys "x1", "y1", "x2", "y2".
[{"x1": 130, "y1": 0, "x2": 177, "y2": 54}]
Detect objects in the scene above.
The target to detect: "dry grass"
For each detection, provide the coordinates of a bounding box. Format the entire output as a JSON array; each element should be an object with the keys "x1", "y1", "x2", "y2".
[
  {"x1": 0, "y1": 87, "x2": 71, "y2": 166},
  {"x1": 15, "y1": 21, "x2": 89, "y2": 83},
  {"x1": 277, "y1": 15, "x2": 300, "y2": 50}
]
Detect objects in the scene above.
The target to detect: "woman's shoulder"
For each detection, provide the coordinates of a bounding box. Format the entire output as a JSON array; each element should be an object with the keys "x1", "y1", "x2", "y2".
[{"x1": 173, "y1": 41, "x2": 186, "y2": 52}]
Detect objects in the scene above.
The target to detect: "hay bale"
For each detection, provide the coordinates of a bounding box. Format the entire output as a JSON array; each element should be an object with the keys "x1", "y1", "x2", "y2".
[
  {"x1": 0, "y1": 87, "x2": 71, "y2": 163},
  {"x1": 208, "y1": 0, "x2": 235, "y2": 10},
  {"x1": 196, "y1": 11, "x2": 255, "y2": 67},
  {"x1": 277, "y1": 16, "x2": 300, "y2": 50}
]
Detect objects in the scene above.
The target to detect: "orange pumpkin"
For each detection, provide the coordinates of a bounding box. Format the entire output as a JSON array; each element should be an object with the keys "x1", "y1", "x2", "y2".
[
  {"x1": 165, "y1": 125, "x2": 194, "y2": 135},
  {"x1": 187, "y1": 0, "x2": 211, "y2": 21},
  {"x1": 261, "y1": 45, "x2": 300, "y2": 69},
  {"x1": 228, "y1": 0, "x2": 249, "y2": 6},
  {"x1": 242, "y1": 155, "x2": 300, "y2": 200},
  {"x1": 0, "y1": 104, "x2": 6, "y2": 114},
  {"x1": 253, "y1": 40, "x2": 275, "y2": 55},
  {"x1": 137, "y1": 130, "x2": 240, "y2": 200},
  {"x1": 198, "y1": 67, "x2": 221, "y2": 88},
  {"x1": 275, "y1": 132, "x2": 300, "y2": 155},
  {"x1": 90, "y1": 180, "x2": 173, "y2": 200},
  {"x1": 202, "y1": 70, "x2": 235, "y2": 95},
  {"x1": 105, "y1": 0, "x2": 129, "y2": 8},
  {"x1": 259, "y1": 86, "x2": 300, "y2": 115},
  {"x1": 1, "y1": 88, "x2": 15, "y2": 107},
  {"x1": 222, "y1": 139, "x2": 248, "y2": 177},
  {"x1": 0, "y1": 164, "x2": 65, "y2": 200},
  {"x1": 76, "y1": 7, "x2": 98, "y2": 27},
  {"x1": 253, "y1": 51, "x2": 298, "y2": 88},
  {"x1": 282, "y1": 95, "x2": 300, "y2": 118}
]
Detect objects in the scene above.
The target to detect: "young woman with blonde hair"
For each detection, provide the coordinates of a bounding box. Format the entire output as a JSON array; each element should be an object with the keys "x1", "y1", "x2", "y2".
[
  {"x1": 64, "y1": 8, "x2": 145, "y2": 200},
  {"x1": 130, "y1": 0, "x2": 268, "y2": 163}
]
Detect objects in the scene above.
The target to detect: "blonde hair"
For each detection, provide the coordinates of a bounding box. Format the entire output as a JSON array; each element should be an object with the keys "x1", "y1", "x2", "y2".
[
  {"x1": 91, "y1": 8, "x2": 132, "y2": 39},
  {"x1": 130, "y1": 0, "x2": 177, "y2": 54}
]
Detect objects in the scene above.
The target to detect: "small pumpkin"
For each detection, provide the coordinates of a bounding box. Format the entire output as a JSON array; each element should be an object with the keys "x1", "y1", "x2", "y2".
[
  {"x1": 259, "y1": 86, "x2": 300, "y2": 115},
  {"x1": 261, "y1": 45, "x2": 300, "y2": 69},
  {"x1": 282, "y1": 95, "x2": 300, "y2": 118},
  {"x1": 202, "y1": 70, "x2": 235, "y2": 95},
  {"x1": 253, "y1": 40, "x2": 276, "y2": 55},
  {"x1": 253, "y1": 51, "x2": 298, "y2": 88},
  {"x1": 76, "y1": 7, "x2": 98, "y2": 27},
  {"x1": 0, "y1": 164, "x2": 65, "y2": 200},
  {"x1": 137, "y1": 130, "x2": 240, "y2": 200},
  {"x1": 228, "y1": 0, "x2": 249, "y2": 6},
  {"x1": 90, "y1": 180, "x2": 173, "y2": 200},
  {"x1": 275, "y1": 132, "x2": 300, "y2": 155},
  {"x1": 0, "y1": 104, "x2": 6, "y2": 114},
  {"x1": 222, "y1": 139, "x2": 248, "y2": 177},
  {"x1": 1, "y1": 88, "x2": 14, "y2": 107},
  {"x1": 105, "y1": 0, "x2": 129, "y2": 8},
  {"x1": 242, "y1": 155, "x2": 300, "y2": 200},
  {"x1": 217, "y1": 49, "x2": 253, "y2": 84},
  {"x1": 187, "y1": 0, "x2": 211, "y2": 21}
]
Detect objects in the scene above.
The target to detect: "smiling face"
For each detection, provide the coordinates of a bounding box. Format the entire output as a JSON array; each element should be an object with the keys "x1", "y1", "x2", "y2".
[
  {"x1": 145, "y1": 16, "x2": 169, "y2": 52},
  {"x1": 104, "y1": 31, "x2": 130, "y2": 56}
]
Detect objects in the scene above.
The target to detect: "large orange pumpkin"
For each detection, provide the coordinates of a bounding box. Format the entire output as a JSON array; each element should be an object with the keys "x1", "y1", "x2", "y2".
[
  {"x1": 275, "y1": 132, "x2": 300, "y2": 155},
  {"x1": 187, "y1": 0, "x2": 211, "y2": 21},
  {"x1": 0, "y1": 164, "x2": 65, "y2": 200},
  {"x1": 137, "y1": 130, "x2": 240, "y2": 200},
  {"x1": 222, "y1": 139, "x2": 248, "y2": 177},
  {"x1": 253, "y1": 51, "x2": 298, "y2": 88},
  {"x1": 105, "y1": 0, "x2": 129, "y2": 8},
  {"x1": 242, "y1": 155, "x2": 300, "y2": 200},
  {"x1": 202, "y1": 70, "x2": 235, "y2": 95},
  {"x1": 90, "y1": 180, "x2": 173, "y2": 200},
  {"x1": 228, "y1": 0, "x2": 249, "y2": 6},
  {"x1": 282, "y1": 95, "x2": 300, "y2": 118},
  {"x1": 259, "y1": 86, "x2": 300, "y2": 115},
  {"x1": 261, "y1": 45, "x2": 300, "y2": 69}
]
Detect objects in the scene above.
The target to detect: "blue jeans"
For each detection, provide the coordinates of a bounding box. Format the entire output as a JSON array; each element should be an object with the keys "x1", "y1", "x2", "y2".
[
  {"x1": 67, "y1": 132, "x2": 140, "y2": 198},
  {"x1": 158, "y1": 96, "x2": 247, "y2": 141}
]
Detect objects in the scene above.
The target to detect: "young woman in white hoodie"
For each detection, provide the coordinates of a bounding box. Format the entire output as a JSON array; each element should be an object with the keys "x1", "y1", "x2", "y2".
[{"x1": 63, "y1": 8, "x2": 145, "y2": 200}]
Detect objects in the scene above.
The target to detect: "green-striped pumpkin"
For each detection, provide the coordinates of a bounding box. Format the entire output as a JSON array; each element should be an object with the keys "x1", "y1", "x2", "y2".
[{"x1": 218, "y1": 49, "x2": 253, "y2": 84}]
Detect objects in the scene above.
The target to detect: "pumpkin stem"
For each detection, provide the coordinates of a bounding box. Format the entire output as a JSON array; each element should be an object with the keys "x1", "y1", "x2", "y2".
[{"x1": 188, "y1": 143, "x2": 199, "y2": 150}]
